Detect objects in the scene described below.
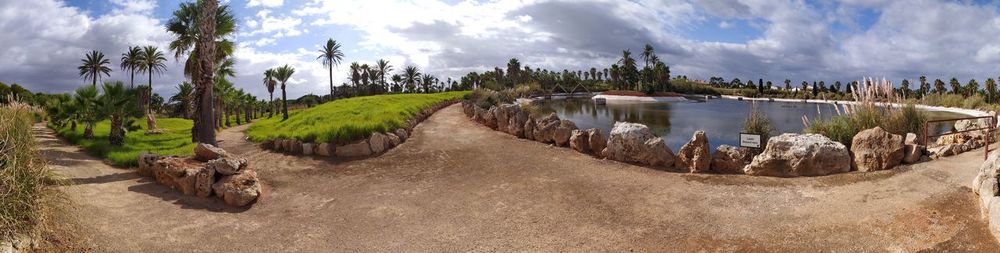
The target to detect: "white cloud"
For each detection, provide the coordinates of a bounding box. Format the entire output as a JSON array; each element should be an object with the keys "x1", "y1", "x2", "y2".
[{"x1": 247, "y1": 0, "x2": 283, "y2": 8}]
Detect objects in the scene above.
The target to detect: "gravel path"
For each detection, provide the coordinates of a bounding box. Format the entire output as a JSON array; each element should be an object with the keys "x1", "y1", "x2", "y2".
[{"x1": 41, "y1": 104, "x2": 999, "y2": 252}]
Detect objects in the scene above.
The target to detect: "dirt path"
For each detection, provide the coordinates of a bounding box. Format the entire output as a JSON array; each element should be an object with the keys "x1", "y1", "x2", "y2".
[{"x1": 41, "y1": 104, "x2": 999, "y2": 252}]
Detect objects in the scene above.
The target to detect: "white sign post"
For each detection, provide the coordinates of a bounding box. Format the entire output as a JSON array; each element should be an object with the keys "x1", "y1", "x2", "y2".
[{"x1": 739, "y1": 133, "x2": 762, "y2": 149}]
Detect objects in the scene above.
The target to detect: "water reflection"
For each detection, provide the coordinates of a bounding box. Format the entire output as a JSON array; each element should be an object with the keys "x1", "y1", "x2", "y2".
[{"x1": 534, "y1": 98, "x2": 965, "y2": 151}]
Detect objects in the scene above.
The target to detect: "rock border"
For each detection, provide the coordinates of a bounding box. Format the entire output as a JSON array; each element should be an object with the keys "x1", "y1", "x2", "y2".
[
  {"x1": 974, "y1": 151, "x2": 1000, "y2": 242},
  {"x1": 463, "y1": 100, "x2": 983, "y2": 177},
  {"x1": 259, "y1": 99, "x2": 461, "y2": 159},
  {"x1": 136, "y1": 143, "x2": 263, "y2": 207}
]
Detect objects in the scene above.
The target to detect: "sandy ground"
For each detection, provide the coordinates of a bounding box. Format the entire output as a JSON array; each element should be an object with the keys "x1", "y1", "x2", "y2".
[{"x1": 40, "y1": 104, "x2": 1000, "y2": 252}]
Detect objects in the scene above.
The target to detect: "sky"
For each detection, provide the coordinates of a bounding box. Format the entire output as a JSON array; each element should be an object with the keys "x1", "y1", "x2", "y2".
[{"x1": 3, "y1": 0, "x2": 1000, "y2": 100}]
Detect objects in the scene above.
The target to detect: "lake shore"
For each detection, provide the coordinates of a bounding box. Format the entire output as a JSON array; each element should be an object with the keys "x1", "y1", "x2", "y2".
[{"x1": 720, "y1": 95, "x2": 994, "y2": 118}]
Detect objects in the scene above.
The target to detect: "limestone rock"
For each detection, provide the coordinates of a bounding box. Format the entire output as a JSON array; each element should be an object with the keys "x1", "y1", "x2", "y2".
[
  {"x1": 676, "y1": 131, "x2": 712, "y2": 173},
  {"x1": 386, "y1": 133, "x2": 401, "y2": 148},
  {"x1": 194, "y1": 143, "x2": 228, "y2": 162},
  {"x1": 194, "y1": 166, "x2": 216, "y2": 198},
  {"x1": 569, "y1": 129, "x2": 590, "y2": 153},
  {"x1": 533, "y1": 113, "x2": 560, "y2": 143},
  {"x1": 744, "y1": 133, "x2": 851, "y2": 177},
  {"x1": 494, "y1": 104, "x2": 512, "y2": 133},
  {"x1": 851, "y1": 127, "x2": 905, "y2": 172},
  {"x1": 137, "y1": 153, "x2": 161, "y2": 177},
  {"x1": 601, "y1": 122, "x2": 675, "y2": 167},
  {"x1": 316, "y1": 143, "x2": 334, "y2": 157},
  {"x1": 336, "y1": 139, "x2": 372, "y2": 157},
  {"x1": 212, "y1": 170, "x2": 262, "y2": 207},
  {"x1": 207, "y1": 157, "x2": 247, "y2": 175},
  {"x1": 711, "y1": 145, "x2": 753, "y2": 174},
  {"x1": 290, "y1": 140, "x2": 303, "y2": 154},
  {"x1": 369, "y1": 132, "x2": 391, "y2": 153},
  {"x1": 586, "y1": 128, "x2": 606, "y2": 157},
  {"x1": 956, "y1": 118, "x2": 990, "y2": 132},
  {"x1": 552, "y1": 120, "x2": 578, "y2": 147},
  {"x1": 483, "y1": 106, "x2": 498, "y2": 129},
  {"x1": 905, "y1": 133, "x2": 919, "y2": 145},
  {"x1": 394, "y1": 128, "x2": 409, "y2": 142},
  {"x1": 508, "y1": 107, "x2": 529, "y2": 138},
  {"x1": 523, "y1": 118, "x2": 536, "y2": 141},
  {"x1": 302, "y1": 143, "x2": 315, "y2": 155}
]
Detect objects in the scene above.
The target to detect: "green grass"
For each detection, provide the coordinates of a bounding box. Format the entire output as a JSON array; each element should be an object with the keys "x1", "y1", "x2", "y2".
[
  {"x1": 54, "y1": 118, "x2": 196, "y2": 167},
  {"x1": 247, "y1": 91, "x2": 468, "y2": 144}
]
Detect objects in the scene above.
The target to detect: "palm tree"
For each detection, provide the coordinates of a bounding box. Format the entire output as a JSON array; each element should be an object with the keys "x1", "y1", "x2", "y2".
[
  {"x1": 138, "y1": 46, "x2": 167, "y2": 130},
  {"x1": 214, "y1": 59, "x2": 236, "y2": 128},
  {"x1": 120, "y1": 46, "x2": 142, "y2": 88},
  {"x1": 507, "y1": 58, "x2": 520, "y2": 86},
  {"x1": 421, "y1": 74, "x2": 434, "y2": 93},
  {"x1": 390, "y1": 74, "x2": 403, "y2": 93},
  {"x1": 74, "y1": 85, "x2": 99, "y2": 138},
  {"x1": 169, "y1": 81, "x2": 194, "y2": 119},
  {"x1": 375, "y1": 59, "x2": 392, "y2": 92},
  {"x1": 78, "y1": 50, "x2": 112, "y2": 87},
  {"x1": 97, "y1": 81, "x2": 137, "y2": 146},
  {"x1": 273, "y1": 65, "x2": 295, "y2": 120},
  {"x1": 618, "y1": 50, "x2": 636, "y2": 90},
  {"x1": 641, "y1": 44, "x2": 655, "y2": 68},
  {"x1": 317, "y1": 38, "x2": 344, "y2": 99},
  {"x1": 166, "y1": 0, "x2": 234, "y2": 145},
  {"x1": 349, "y1": 62, "x2": 361, "y2": 95},
  {"x1": 403, "y1": 66, "x2": 419, "y2": 93},
  {"x1": 262, "y1": 68, "x2": 277, "y2": 117}
]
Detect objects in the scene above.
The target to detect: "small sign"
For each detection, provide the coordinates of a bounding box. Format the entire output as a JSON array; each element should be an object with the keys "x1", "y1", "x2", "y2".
[{"x1": 740, "y1": 133, "x2": 762, "y2": 148}]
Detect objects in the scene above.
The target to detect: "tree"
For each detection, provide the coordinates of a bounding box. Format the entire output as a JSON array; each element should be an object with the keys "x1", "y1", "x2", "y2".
[
  {"x1": 919, "y1": 75, "x2": 928, "y2": 97},
  {"x1": 262, "y1": 68, "x2": 277, "y2": 117},
  {"x1": 987, "y1": 78, "x2": 998, "y2": 103},
  {"x1": 78, "y1": 50, "x2": 112, "y2": 87},
  {"x1": 74, "y1": 85, "x2": 99, "y2": 138},
  {"x1": 506, "y1": 58, "x2": 521, "y2": 86},
  {"x1": 617, "y1": 50, "x2": 637, "y2": 90},
  {"x1": 403, "y1": 66, "x2": 419, "y2": 93},
  {"x1": 784, "y1": 79, "x2": 791, "y2": 90},
  {"x1": 642, "y1": 44, "x2": 655, "y2": 68},
  {"x1": 375, "y1": 59, "x2": 392, "y2": 93},
  {"x1": 900, "y1": 79, "x2": 910, "y2": 99},
  {"x1": 120, "y1": 46, "x2": 142, "y2": 88},
  {"x1": 166, "y1": 0, "x2": 234, "y2": 145},
  {"x1": 138, "y1": 46, "x2": 167, "y2": 130},
  {"x1": 966, "y1": 79, "x2": 980, "y2": 98},
  {"x1": 274, "y1": 64, "x2": 295, "y2": 120},
  {"x1": 757, "y1": 80, "x2": 765, "y2": 94},
  {"x1": 801, "y1": 81, "x2": 809, "y2": 97},
  {"x1": 934, "y1": 79, "x2": 946, "y2": 94},
  {"x1": 421, "y1": 74, "x2": 434, "y2": 93},
  {"x1": 949, "y1": 78, "x2": 961, "y2": 95},
  {"x1": 169, "y1": 82, "x2": 194, "y2": 119},
  {"x1": 812, "y1": 81, "x2": 819, "y2": 97},
  {"x1": 97, "y1": 81, "x2": 138, "y2": 146},
  {"x1": 317, "y1": 38, "x2": 344, "y2": 99}
]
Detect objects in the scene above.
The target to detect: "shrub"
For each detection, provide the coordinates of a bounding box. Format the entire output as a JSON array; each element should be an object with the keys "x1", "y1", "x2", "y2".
[
  {"x1": 1, "y1": 102, "x2": 63, "y2": 241},
  {"x1": 743, "y1": 102, "x2": 773, "y2": 149},
  {"x1": 806, "y1": 77, "x2": 927, "y2": 146}
]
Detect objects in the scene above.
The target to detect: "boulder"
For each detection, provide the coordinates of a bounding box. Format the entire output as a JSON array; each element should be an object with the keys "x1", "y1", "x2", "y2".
[
  {"x1": 462, "y1": 100, "x2": 475, "y2": 117},
  {"x1": 153, "y1": 157, "x2": 202, "y2": 194},
  {"x1": 290, "y1": 140, "x2": 303, "y2": 154},
  {"x1": 207, "y1": 157, "x2": 248, "y2": 176},
  {"x1": 508, "y1": 107, "x2": 529, "y2": 138},
  {"x1": 369, "y1": 132, "x2": 390, "y2": 153},
  {"x1": 212, "y1": 170, "x2": 262, "y2": 207},
  {"x1": 601, "y1": 122, "x2": 675, "y2": 167},
  {"x1": 194, "y1": 166, "x2": 216, "y2": 198},
  {"x1": 533, "y1": 113, "x2": 561, "y2": 143},
  {"x1": 260, "y1": 140, "x2": 275, "y2": 150},
  {"x1": 956, "y1": 118, "x2": 990, "y2": 132},
  {"x1": 194, "y1": 143, "x2": 228, "y2": 162},
  {"x1": 744, "y1": 133, "x2": 851, "y2": 177},
  {"x1": 676, "y1": 131, "x2": 712, "y2": 173},
  {"x1": 302, "y1": 143, "x2": 315, "y2": 156},
  {"x1": 137, "y1": 153, "x2": 161, "y2": 177},
  {"x1": 850, "y1": 127, "x2": 905, "y2": 172},
  {"x1": 903, "y1": 144, "x2": 924, "y2": 164},
  {"x1": 483, "y1": 106, "x2": 498, "y2": 129},
  {"x1": 316, "y1": 143, "x2": 335, "y2": 157},
  {"x1": 386, "y1": 133, "x2": 401, "y2": 148},
  {"x1": 586, "y1": 128, "x2": 606, "y2": 157},
  {"x1": 523, "y1": 118, "x2": 536, "y2": 141},
  {"x1": 552, "y1": 120, "x2": 578, "y2": 147},
  {"x1": 928, "y1": 144, "x2": 957, "y2": 158},
  {"x1": 394, "y1": 128, "x2": 408, "y2": 142},
  {"x1": 974, "y1": 151, "x2": 1000, "y2": 195},
  {"x1": 711, "y1": 145, "x2": 753, "y2": 174},
  {"x1": 336, "y1": 139, "x2": 372, "y2": 157},
  {"x1": 494, "y1": 104, "x2": 513, "y2": 133},
  {"x1": 569, "y1": 129, "x2": 590, "y2": 153},
  {"x1": 905, "y1": 133, "x2": 919, "y2": 145}
]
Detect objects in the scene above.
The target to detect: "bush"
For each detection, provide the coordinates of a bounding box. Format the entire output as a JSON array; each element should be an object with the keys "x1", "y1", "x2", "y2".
[
  {"x1": 806, "y1": 78, "x2": 927, "y2": 146},
  {"x1": 743, "y1": 102, "x2": 773, "y2": 149},
  {"x1": 1, "y1": 103, "x2": 63, "y2": 241}
]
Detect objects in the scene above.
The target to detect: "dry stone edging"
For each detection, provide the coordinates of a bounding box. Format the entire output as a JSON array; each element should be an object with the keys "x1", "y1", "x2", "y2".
[
  {"x1": 259, "y1": 100, "x2": 460, "y2": 159},
  {"x1": 973, "y1": 151, "x2": 1000, "y2": 242},
  {"x1": 136, "y1": 143, "x2": 262, "y2": 207}
]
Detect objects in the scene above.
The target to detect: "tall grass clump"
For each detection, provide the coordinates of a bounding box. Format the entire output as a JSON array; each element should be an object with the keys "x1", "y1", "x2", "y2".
[
  {"x1": 743, "y1": 102, "x2": 773, "y2": 149},
  {"x1": 466, "y1": 88, "x2": 515, "y2": 109},
  {"x1": 247, "y1": 91, "x2": 468, "y2": 144},
  {"x1": 0, "y1": 100, "x2": 63, "y2": 242},
  {"x1": 805, "y1": 77, "x2": 927, "y2": 146}
]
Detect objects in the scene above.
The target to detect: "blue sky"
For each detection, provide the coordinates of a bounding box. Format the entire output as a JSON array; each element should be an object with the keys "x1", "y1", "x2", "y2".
[{"x1": 5, "y1": 0, "x2": 1000, "y2": 100}]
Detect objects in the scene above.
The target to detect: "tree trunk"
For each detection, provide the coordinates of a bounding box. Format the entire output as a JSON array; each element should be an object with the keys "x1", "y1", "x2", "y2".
[
  {"x1": 194, "y1": 0, "x2": 218, "y2": 146},
  {"x1": 146, "y1": 72, "x2": 157, "y2": 130},
  {"x1": 244, "y1": 104, "x2": 251, "y2": 123},
  {"x1": 146, "y1": 110, "x2": 157, "y2": 131},
  {"x1": 235, "y1": 105, "x2": 242, "y2": 125},
  {"x1": 282, "y1": 84, "x2": 289, "y2": 120},
  {"x1": 83, "y1": 123, "x2": 93, "y2": 138},
  {"x1": 109, "y1": 115, "x2": 124, "y2": 146},
  {"x1": 329, "y1": 65, "x2": 334, "y2": 100},
  {"x1": 70, "y1": 121, "x2": 77, "y2": 131},
  {"x1": 269, "y1": 93, "x2": 274, "y2": 118}
]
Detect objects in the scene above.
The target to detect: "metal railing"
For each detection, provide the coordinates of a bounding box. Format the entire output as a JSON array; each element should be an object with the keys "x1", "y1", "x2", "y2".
[{"x1": 923, "y1": 115, "x2": 995, "y2": 160}]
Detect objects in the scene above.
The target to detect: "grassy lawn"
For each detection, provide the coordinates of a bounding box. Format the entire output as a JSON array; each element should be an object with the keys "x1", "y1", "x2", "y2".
[
  {"x1": 55, "y1": 118, "x2": 196, "y2": 167},
  {"x1": 247, "y1": 91, "x2": 468, "y2": 144}
]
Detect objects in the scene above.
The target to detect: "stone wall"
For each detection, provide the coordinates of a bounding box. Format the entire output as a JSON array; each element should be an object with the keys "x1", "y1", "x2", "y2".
[
  {"x1": 260, "y1": 100, "x2": 460, "y2": 159},
  {"x1": 137, "y1": 143, "x2": 263, "y2": 207},
  {"x1": 462, "y1": 100, "x2": 958, "y2": 177},
  {"x1": 973, "y1": 151, "x2": 1000, "y2": 242}
]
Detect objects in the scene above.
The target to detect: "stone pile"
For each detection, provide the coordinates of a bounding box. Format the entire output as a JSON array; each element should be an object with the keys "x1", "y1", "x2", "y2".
[
  {"x1": 972, "y1": 151, "x2": 1000, "y2": 241},
  {"x1": 462, "y1": 101, "x2": 608, "y2": 157},
  {"x1": 137, "y1": 143, "x2": 262, "y2": 207},
  {"x1": 262, "y1": 100, "x2": 458, "y2": 158},
  {"x1": 928, "y1": 119, "x2": 992, "y2": 159}
]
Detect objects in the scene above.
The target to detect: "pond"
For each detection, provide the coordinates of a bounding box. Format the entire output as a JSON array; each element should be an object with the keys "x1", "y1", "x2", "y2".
[{"x1": 532, "y1": 98, "x2": 967, "y2": 151}]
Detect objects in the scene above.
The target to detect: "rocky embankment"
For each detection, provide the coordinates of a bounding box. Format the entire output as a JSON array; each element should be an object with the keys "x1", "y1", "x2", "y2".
[
  {"x1": 259, "y1": 101, "x2": 457, "y2": 159},
  {"x1": 464, "y1": 100, "x2": 991, "y2": 177},
  {"x1": 137, "y1": 144, "x2": 263, "y2": 207}
]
